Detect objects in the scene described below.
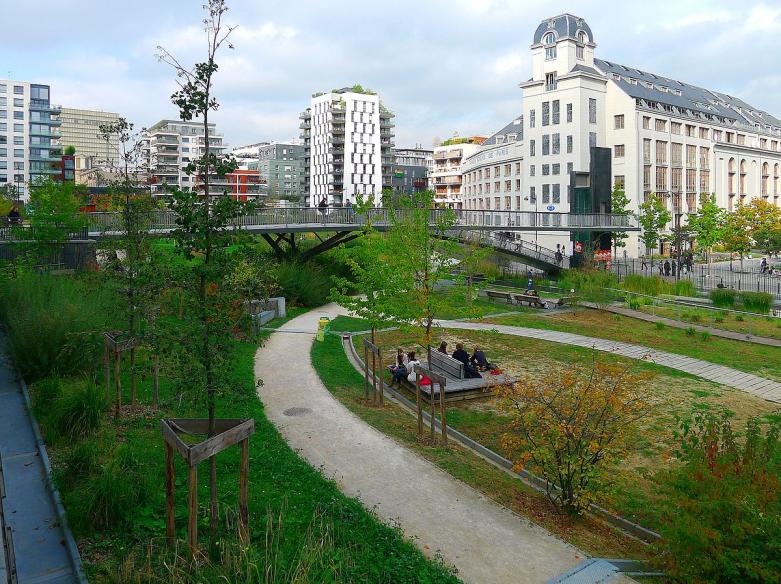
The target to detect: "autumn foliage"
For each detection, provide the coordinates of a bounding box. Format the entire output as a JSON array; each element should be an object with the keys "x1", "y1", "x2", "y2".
[{"x1": 499, "y1": 356, "x2": 653, "y2": 513}]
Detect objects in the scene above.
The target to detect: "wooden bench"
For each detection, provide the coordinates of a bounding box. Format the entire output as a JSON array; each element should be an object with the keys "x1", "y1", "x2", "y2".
[
  {"x1": 556, "y1": 295, "x2": 579, "y2": 307},
  {"x1": 430, "y1": 350, "x2": 465, "y2": 379},
  {"x1": 511, "y1": 293, "x2": 548, "y2": 308},
  {"x1": 486, "y1": 290, "x2": 513, "y2": 303}
]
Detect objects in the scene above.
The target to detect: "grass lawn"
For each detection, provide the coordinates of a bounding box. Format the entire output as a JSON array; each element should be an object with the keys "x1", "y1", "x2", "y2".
[
  {"x1": 636, "y1": 302, "x2": 781, "y2": 340},
  {"x1": 361, "y1": 325, "x2": 778, "y2": 532},
  {"x1": 312, "y1": 320, "x2": 649, "y2": 559},
  {"x1": 36, "y1": 309, "x2": 458, "y2": 583},
  {"x1": 486, "y1": 308, "x2": 781, "y2": 382}
]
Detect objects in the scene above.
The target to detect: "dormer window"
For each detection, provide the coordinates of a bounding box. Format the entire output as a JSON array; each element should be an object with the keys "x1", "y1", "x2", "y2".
[
  {"x1": 543, "y1": 32, "x2": 556, "y2": 59},
  {"x1": 578, "y1": 30, "x2": 587, "y2": 44}
]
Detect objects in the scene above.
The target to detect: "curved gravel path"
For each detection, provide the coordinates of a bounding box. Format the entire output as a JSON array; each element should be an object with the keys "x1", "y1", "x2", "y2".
[
  {"x1": 438, "y1": 319, "x2": 781, "y2": 404},
  {"x1": 254, "y1": 305, "x2": 585, "y2": 584}
]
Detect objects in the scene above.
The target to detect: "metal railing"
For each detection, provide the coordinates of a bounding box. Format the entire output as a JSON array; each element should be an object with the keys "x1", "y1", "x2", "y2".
[{"x1": 455, "y1": 229, "x2": 569, "y2": 269}]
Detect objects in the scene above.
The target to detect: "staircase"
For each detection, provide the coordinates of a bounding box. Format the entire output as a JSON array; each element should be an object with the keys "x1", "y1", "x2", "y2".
[{"x1": 456, "y1": 230, "x2": 569, "y2": 273}]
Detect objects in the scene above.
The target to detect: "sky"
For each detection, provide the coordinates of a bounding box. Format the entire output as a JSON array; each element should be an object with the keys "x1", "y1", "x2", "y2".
[{"x1": 4, "y1": 0, "x2": 781, "y2": 149}]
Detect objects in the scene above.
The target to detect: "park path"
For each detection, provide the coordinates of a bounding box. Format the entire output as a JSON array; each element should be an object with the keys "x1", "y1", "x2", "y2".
[
  {"x1": 437, "y1": 319, "x2": 781, "y2": 403},
  {"x1": 254, "y1": 305, "x2": 585, "y2": 584},
  {"x1": 0, "y1": 338, "x2": 84, "y2": 584}
]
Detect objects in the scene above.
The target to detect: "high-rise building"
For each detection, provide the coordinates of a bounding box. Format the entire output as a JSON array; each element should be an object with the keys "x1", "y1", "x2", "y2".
[
  {"x1": 300, "y1": 86, "x2": 395, "y2": 207},
  {"x1": 431, "y1": 137, "x2": 485, "y2": 208},
  {"x1": 392, "y1": 146, "x2": 432, "y2": 195},
  {"x1": 0, "y1": 79, "x2": 63, "y2": 200},
  {"x1": 233, "y1": 142, "x2": 305, "y2": 202},
  {"x1": 142, "y1": 119, "x2": 227, "y2": 197},
  {"x1": 60, "y1": 108, "x2": 120, "y2": 162}
]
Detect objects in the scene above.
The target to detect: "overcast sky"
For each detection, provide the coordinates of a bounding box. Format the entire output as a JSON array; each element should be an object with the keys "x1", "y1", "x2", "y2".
[{"x1": 4, "y1": 0, "x2": 780, "y2": 149}]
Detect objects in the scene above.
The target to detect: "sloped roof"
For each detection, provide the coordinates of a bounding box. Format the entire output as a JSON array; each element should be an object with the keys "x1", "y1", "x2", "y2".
[
  {"x1": 483, "y1": 115, "x2": 524, "y2": 145},
  {"x1": 533, "y1": 14, "x2": 593, "y2": 45},
  {"x1": 594, "y1": 58, "x2": 781, "y2": 131}
]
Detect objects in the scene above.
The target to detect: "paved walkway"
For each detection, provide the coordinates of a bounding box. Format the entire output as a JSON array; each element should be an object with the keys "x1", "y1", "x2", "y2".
[
  {"x1": 0, "y1": 339, "x2": 83, "y2": 584},
  {"x1": 255, "y1": 305, "x2": 585, "y2": 584},
  {"x1": 589, "y1": 303, "x2": 781, "y2": 348},
  {"x1": 438, "y1": 320, "x2": 781, "y2": 404}
]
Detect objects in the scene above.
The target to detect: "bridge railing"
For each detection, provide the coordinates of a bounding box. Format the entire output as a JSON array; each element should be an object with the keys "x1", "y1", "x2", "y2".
[{"x1": 84, "y1": 207, "x2": 637, "y2": 234}]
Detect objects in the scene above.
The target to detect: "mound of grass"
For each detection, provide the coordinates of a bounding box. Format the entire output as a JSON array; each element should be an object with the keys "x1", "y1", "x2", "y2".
[
  {"x1": 739, "y1": 291, "x2": 773, "y2": 314},
  {"x1": 709, "y1": 288, "x2": 737, "y2": 309}
]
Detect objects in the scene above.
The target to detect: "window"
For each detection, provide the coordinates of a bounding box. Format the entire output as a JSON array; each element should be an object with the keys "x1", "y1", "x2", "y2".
[
  {"x1": 13, "y1": 124, "x2": 23, "y2": 133},
  {"x1": 552, "y1": 133, "x2": 560, "y2": 154},
  {"x1": 515, "y1": 179, "x2": 521, "y2": 191},
  {"x1": 567, "y1": 162, "x2": 573, "y2": 174},
  {"x1": 672, "y1": 142, "x2": 682, "y2": 166},
  {"x1": 542, "y1": 134, "x2": 550, "y2": 155},
  {"x1": 530, "y1": 186, "x2": 536, "y2": 203},
  {"x1": 542, "y1": 102, "x2": 550, "y2": 126},
  {"x1": 566, "y1": 103, "x2": 572, "y2": 123},
  {"x1": 13, "y1": 149, "x2": 23, "y2": 158},
  {"x1": 504, "y1": 164, "x2": 511, "y2": 176},
  {"x1": 0, "y1": 148, "x2": 5, "y2": 156},
  {"x1": 13, "y1": 86, "x2": 23, "y2": 95},
  {"x1": 505, "y1": 180, "x2": 511, "y2": 192},
  {"x1": 13, "y1": 136, "x2": 22, "y2": 145},
  {"x1": 656, "y1": 141, "x2": 668, "y2": 165},
  {"x1": 552, "y1": 184, "x2": 561, "y2": 204},
  {"x1": 699, "y1": 127, "x2": 709, "y2": 140},
  {"x1": 530, "y1": 139, "x2": 535, "y2": 156},
  {"x1": 589, "y1": 132, "x2": 596, "y2": 148},
  {"x1": 614, "y1": 144, "x2": 625, "y2": 157},
  {"x1": 0, "y1": 84, "x2": 5, "y2": 93},
  {"x1": 686, "y1": 145, "x2": 696, "y2": 168},
  {"x1": 552, "y1": 163, "x2": 560, "y2": 175},
  {"x1": 614, "y1": 175, "x2": 625, "y2": 189},
  {"x1": 588, "y1": 98, "x2": 596, "y2": 124},
  {"x1": 13, "y1": 98, "x2": 22, "y2": 107},
  {"x1": 643, "y1": 138, "x2": 651, "y2": 163},
  {"x1": 671, "y1": 122, "x2": 681, "y2": 134},
  {"x1": 515, "y1": 162, "x2": 521, "y2": 173},
  {"x1": 614, "y1": 115, "x2": 624, "y2": 129},
  {"x1": 552, "y1": 100, "x2": 560, "y2": 124},
  {"x1": 0, "y1": 111, "x2": 5, "y2": 119},
  {"x1": 545, "y1": 44, "x2": 557, "y2": 60},
  {"x1": 656, "y1": 166, "x2": 667, "y2": 191},
  {"x1": 655, "y1": 119, "x2": 666, "y2": 132},
  {"x1": 542, "y1": 164, "x2": 550, "y2": 176},
  {"x1": 542, "y1": 184, "x2": 550, "y2": 203},
  {"x1": 578, "y1": 30, "x2": 587, "y2": 44},
  {"x1": 642, "y1": 116, "x2": 651, "y2": 130},
  {"x1": 737, "y1": 134, "x2": 745, "y2": 146},
  {"x1": 529, "y1": 109, "x2": 535, "y2": 128},
  {"x1": 566, "y1": 135, "x2": 573, "y2": 153},
  {"x1": 699, "y1": 146, "x2": 710, "y2": 169},
  {"x1": 576, "y1": 45, "x2": 584, "y2": 60},
  {"x1": 545, "y1": 72, "x2": 557, "y2": 91},
  {"x1": 530, "y1": 165, "x2": 535, "y2": 176}
]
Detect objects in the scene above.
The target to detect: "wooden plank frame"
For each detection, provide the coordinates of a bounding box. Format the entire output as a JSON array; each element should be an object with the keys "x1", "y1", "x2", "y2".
[
  {"x1": 413, "y1": 364, "x2": 448, "y2": 446},
  {"x1": 362, "y1": 338, "x2": 384, "y2": 405},
  {"x1": 160, "y1": 418, "x2": 256, "y2": 552},
  {"x1": 104, "y1": 331, "x2": 142, "y2": 415}
]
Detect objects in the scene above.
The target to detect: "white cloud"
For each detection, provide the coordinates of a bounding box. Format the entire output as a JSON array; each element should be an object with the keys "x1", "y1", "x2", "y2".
[{"x1": 662, "y1": 9, "x2": 733, "y2": 30}]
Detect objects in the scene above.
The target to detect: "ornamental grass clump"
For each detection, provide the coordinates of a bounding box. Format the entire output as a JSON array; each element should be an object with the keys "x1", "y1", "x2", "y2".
[{"x1": 739, "y1": 291, "x2": 773, "y2": 314}]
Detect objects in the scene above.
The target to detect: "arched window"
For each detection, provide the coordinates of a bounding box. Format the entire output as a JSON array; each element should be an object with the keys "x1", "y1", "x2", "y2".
[
  {"x1": 543, "y1": 32, "x2": 556, "y2": 60},
  {"x1": 762, "y1": 162, "x2": 769, "y2": 195},
  {"x1": 728, "y1": 157, "x2": 736, "y2": 194},
  {"x1": 740, "y1": 159, "x2": 747, "y2": 195},
  {"x1": 578, "y1": 31, "x2": 587, "y2": 44}
]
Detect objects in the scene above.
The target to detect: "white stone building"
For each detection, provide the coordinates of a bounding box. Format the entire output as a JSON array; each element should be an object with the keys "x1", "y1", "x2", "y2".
[
  {"x1": 300, "y1": 87, "x2": 395, "y2": 207},
  {"x1": 432, "y1": 138, "x2": 485, "y2": 208}
]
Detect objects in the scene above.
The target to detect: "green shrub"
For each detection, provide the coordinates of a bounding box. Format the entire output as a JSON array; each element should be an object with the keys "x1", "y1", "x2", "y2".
[
  {"x1": 736, "y1": 314, "x2": 745, "y2": 322},
  {"x1": 700, "y1": 331, "x2": 711, "y2": 341},
  {"x1": 709, "y1": 288, "x2": 737, "y2": 308},
  {"x1": 0, "y1": 273, "x2": 115, "y2": 381},
  {"x1": 739, "y1": 291, "x2": 773, "y2": 314},
  {"x1": 654, "y1": 412, "x2": 781, "y2": 582},
  {"x1": 558, "y1": 270, "x2": 618, "y2": 305},
  {"x1": 627, "y1": 296, "x2": 641, "y2": 311},
  {"x1": 686, "y1": 326, "x2": 696, "y2": 336},
  {"x1": 44, "y1": 379, "x2": 107, "y2": 442},
  {"x1": 275, "y1": 261, "x2": 333, "y2": 307},
  {"x1": 655, "y1": 321, "x2": 666, "y2": 330},
  {"x1": 673, "y1": 279, "x2": 697, "y2": 297},
  {"x1": 714, "y1": 316, "x2": 724, "y2": 324},
  {"x1": 622, "y1": 274, "x2": 671, "y2": 296},
  {"x1": 689, "y1": 313, "x2": 702, "y2": 323}
]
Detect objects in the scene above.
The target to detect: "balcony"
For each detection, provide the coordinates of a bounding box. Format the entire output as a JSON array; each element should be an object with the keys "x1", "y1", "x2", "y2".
[
  {"x1": 299, "y1": 121, "x2": 311, "y2": 129},
  {"x1": 29, "y1": 153, "x2": 63, "y2": 163},
  {"x1": 29, "y1": 101, "x2": 62, "y2": 114},
  {"x1": 447, "y1": 149, "x2": 463, "y2": 158},
  {"x1": 332, "y1": 124, "x2": 345, "y2": 135}
]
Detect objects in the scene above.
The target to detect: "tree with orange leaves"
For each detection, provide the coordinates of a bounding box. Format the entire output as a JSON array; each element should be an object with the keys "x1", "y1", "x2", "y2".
[{"x1": 499, "y1": 355, "x2": 654, "y2": 513}]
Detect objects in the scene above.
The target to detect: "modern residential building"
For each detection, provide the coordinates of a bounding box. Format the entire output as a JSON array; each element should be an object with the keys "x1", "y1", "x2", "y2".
[
  {"x1": 60, "y1": 107, "x2": 120, "y2": 162},
  {"x1": 0, "y1": 79, "x2": 63, "y2": 200},
  {"x1": 460, "y1": 14, "x2": 781, "y2": 256},
  {"x1": 142, "y1": 119, "x2": 227, "y2": 197},
  {"x1": 431, "y1": 137, "x2": 485, "y2": 208},
  {"x1": 247, "y1": 142, "x2": 305, "y2": 202},
  {"x1": 392, "y1": 146, "x2": 432, "y2": 195},
  {"x1": 300, "y1": 86, "x2": 395, "y2": 207}
]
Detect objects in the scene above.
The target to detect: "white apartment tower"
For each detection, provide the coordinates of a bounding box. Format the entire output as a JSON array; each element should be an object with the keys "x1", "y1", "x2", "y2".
[
  {"x1": 300, "y1": 87, "x2": 395, "y2": 207},
  {"x1": 142, "y1": 119, "x2": 226, "y2": 197},
  {"x1": 432, "y1": 138, "x2": 485, "y2": 208}
]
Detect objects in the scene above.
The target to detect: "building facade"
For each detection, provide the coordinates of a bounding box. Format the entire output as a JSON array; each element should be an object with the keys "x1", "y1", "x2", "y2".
[
  {"x1": 0, "y1": 79, "x2": 63, "y2": 200},
  {"x1": 431, "y1": 137, "x2": 485, "y2": 208},
  {"x1": 142, "y1": 119, "x2": 226, "y2": 197},
  {"x1": 60, "y1": 107, "x2": 120, "y2": 162},
  {"x1": 300, "y1": 87, "x2": 395, "y2": 207},
  {"x1": 392, "y1": 146, "x2": 432, "y2": 195}
]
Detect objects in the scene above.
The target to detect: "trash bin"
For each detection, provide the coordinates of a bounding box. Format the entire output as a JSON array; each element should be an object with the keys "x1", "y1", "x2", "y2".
[{"x1": 316, "y1": 317, "x2": 331, "y2": 342}]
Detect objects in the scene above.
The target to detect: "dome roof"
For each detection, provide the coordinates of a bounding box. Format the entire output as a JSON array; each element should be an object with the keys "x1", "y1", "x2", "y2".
[{"x1": 533, "y1": 14, "x2": 593, "y2": 46}]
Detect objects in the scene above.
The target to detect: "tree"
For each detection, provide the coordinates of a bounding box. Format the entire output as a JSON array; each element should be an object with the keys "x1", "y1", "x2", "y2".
[
  {"x1": 610, "y1": 184, "x2": 631, "y2": 259},
  {"x1": 385, "y1": 190, "x2": 461, "y2": 363},
  {"x1": 64, "y1": 145, "x2": 76, "y2": 156},
  {"x1": 686, "y1": 193, "x2": 726, "y2": 264},
  {"x1": 636, "y1": 194, "x2": 671, "y2": 267},
  {"x1": 722, "y1": 206, "x2": 752, "y2": 271},
  {"x1": 26, "y1": 180, "x2": 87, "y2": 254},
  {"x1": 743, "y1": 198, "x2": 781, "y2": 256},
  {"x1": 499, "y1": 356, "x2": 653, "y2": 513},
  {"x1": 156, "y1": 0, "x2": 245, "y2": 540}
]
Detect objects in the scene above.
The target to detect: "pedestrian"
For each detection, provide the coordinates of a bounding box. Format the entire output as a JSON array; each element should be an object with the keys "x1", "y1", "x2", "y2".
[
  {"x1": 7, "y1": 205, "x2": 20, "y2": 225},
  {"x1": 318, "y1": 197, "x2": 328, "y2": 218},
  {"x1": 671, "y1": 261, "x2": 676, "y2": 277},
  {"x1": 664, "y1": 260, "x2": 671, "y2": 276},
  {"x1": 641, "y1": 255, "x2": 648, "y2": 270},
  {"x1": 658, "y1": 262, "x2": 664, "y2": 276}
]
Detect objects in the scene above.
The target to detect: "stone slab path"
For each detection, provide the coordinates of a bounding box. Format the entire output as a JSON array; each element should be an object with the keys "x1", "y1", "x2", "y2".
[
  {"x1": 255, "y1": 305, "x2": 585, "y2": 584},
  {"x1": 438, "y1": 320, "x2": 781, "y2": 404}
]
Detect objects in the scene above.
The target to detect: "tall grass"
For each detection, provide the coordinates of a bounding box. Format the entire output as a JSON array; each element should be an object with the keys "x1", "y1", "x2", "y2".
[
  {"x1": 709, "y1": 288, "x2": 737, "y2": 308},
  {"x1": 32, "y1": 377, "x2": 107, "y2": 442},
  {"x1": 275, "y1": 261, "x2": 334, "y2": 307},
  {"x1": 622, "y1": 274, "x2": 671, "y2": 296},
  {"x1": 673, "y1": 280, "x2": 697, "y2": 297},
  {"x1": 558, "y1": 270, "x2": 618, "y2": 305},
  {"x1": 0, "y1": 272, "x2": 116, "y2": 381},
  {"x1": 739, "y1": 291, "x2": 773, "y2": 314}
]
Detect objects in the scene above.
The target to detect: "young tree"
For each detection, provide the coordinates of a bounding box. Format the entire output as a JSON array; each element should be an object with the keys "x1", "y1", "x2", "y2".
[
  {"x1": 742, "y1": 198, "x2": 781, "y2": 256},
  {"x1": 610, "y1": 184, "x2": 631, "y2": 259},
  {"x1": 499, "y1": 356, "x2": 653, "y2": 513},
  {"x1": 722, "y1": 206, "x2": 752, "y2": 271},
  {"x1": 385, "y1": 190, "x2": 461, "y2": 363},
  {"x1": 686, "y1": 193, "x2": 726, "y2": 264},
  {"x1": 157, "y1": 0, "x2": 247, "y2": 539},
  {"x1": 25, "y1": 180, "x2": 87, "y2": 265},
  {"x1": 636, "y1": 194, "x2": 671, "y2": 268}
]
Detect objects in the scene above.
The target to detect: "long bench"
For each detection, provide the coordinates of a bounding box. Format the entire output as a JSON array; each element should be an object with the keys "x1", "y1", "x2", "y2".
[
  {"x1": 511, "y1": 293, "x2": 548, "y2": 308},
  {"x1": 486, "y1": 290, "x2": 513, "y2": 303}
]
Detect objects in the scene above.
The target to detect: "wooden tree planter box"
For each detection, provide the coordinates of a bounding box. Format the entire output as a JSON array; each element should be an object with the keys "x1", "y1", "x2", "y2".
[
  {"x1": 104, "y1": 331, "x2": 141, "y2": 418},
  {"x1": 160, "y1": 418, "x2": 255, "y2": 553}
]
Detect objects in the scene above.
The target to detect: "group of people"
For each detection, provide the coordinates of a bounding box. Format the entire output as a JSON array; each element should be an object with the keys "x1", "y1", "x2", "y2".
[
  {"x1": 387, "y1": 342, "x2": 494, "y2": 385},
  {"x1": 760, "y1": 257, "x2": 776, "y2": 276},
  {"x1": 640, "y1": 254, "x2": 695, "y2": 277}
]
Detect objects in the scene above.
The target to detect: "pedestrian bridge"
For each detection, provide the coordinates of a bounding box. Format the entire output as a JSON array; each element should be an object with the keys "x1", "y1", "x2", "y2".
[{"x1": 84, "y1": 207, "x2": 638, "y2": 238}]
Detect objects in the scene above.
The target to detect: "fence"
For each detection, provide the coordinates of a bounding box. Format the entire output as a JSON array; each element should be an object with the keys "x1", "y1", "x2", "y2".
[{"x1": 611, "y1": 258, "x2": 781, "y2": 302}]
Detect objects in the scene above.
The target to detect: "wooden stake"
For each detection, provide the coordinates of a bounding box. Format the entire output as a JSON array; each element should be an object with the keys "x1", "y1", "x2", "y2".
[
  {"x1": 239, "y1": 439, "x2": 249, "y2": 544},
  {"x1": 130, "y1": 346, "x2": 137, "y2": 404},
  {"x1": 430, "y1": 382, "x2": 436, "y2": 440},
  {"x1": 415, "y1": 372, "x2": 423, "y2": 435},
  {"x1": 440, "y1": 380, "x2": 448, "y2": 446},
  {"x1": 371, "y1": 352, "x2": 377, "y2": 406},
  {"x1": 363, "y1": 344, "x2": 369, "y2": 401},
  {"x1": 188, "y1": 464, "x2": 198, "y2": 555},
  {"x1": 165, "y1": 443, "x2": 175, "y2": 546},
  {"x1": 103, "y1": 341, "x2": 111, "y2": 400},
  {"x1": 153, "y1": 353, "x2": 160, "y2": 408},
  {"x1": 378, "y1": 352, "x2": 384, "y2": 406},
  {"x1": 114, "y1": 351, "x2": 122, "y2": 420}
]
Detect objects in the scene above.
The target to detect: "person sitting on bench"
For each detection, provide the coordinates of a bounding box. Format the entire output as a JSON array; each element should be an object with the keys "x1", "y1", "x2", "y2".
[
  {"x1": 405, "y1": 351, "x2": 421, "y2": 383},
  {"x1": 389, "y1": 348, "x2": 409, "y2": 386},
  {"x1": 470, "y1": 346, "x2": 493, "y2": 371},
  {"x1": 452, "y1": 343, "x2": 481, "y2": 379},
  {"x1": 437, "y1": 341, "x2": 448, "y2": 354}
]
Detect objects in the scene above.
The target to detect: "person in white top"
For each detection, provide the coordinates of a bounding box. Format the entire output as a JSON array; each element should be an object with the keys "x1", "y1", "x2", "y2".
[{"x1": 406, "y1": 352, "x2": 421, "y2": 383}]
